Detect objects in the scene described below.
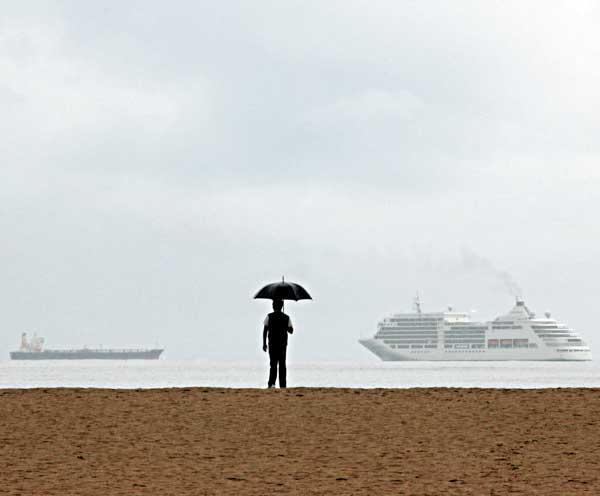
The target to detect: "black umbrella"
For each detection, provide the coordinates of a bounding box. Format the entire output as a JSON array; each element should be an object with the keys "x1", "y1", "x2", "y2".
[{"x1": 254, "y1": 277, "x2": 312, "y2": 301}]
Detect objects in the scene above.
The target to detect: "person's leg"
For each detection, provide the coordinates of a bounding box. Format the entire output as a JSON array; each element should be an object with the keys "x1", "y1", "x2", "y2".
[
  {"x1": 268, "y1": 350, "x2": 278, "y2": 387},
  {"x1": 279, "y1": 346, "x2": 287, "y2": 388}
]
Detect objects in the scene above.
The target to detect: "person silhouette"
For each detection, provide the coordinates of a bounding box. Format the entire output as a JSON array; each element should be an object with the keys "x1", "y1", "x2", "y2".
[{"x1": 262, "y1": 299, "x2": 293, "y2": 388}]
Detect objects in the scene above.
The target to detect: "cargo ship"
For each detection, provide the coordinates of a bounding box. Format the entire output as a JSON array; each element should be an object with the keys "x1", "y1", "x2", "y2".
[{"x1": 10, "y1": 333, "x2": 164, "y2": 360}]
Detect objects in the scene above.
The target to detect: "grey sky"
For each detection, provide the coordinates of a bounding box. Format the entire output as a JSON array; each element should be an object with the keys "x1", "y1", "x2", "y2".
[{"x1": 2, "y1": 1, "x2": 599, "y2": 361}]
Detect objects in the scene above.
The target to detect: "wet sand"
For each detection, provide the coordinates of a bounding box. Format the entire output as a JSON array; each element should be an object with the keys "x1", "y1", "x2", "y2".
[{"x1": 1, "y1": 388, "x2": 599, "y2": 495}]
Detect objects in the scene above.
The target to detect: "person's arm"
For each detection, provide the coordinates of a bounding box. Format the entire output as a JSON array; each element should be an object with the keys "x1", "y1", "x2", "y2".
[
  {"x1": 262, "y1": 326, "x2": 268, "y2": 352},
  {"x1": 288, "y1": 316, "x2": 294, "y2": 334},
  {"x1": 262, "y1": 315, "x2": 269, "y2": 352}
]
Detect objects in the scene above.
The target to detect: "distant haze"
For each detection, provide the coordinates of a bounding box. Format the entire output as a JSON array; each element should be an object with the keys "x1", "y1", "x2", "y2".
[{"x1": 2, "y1": 2, "x2": 599, "y2": 361}]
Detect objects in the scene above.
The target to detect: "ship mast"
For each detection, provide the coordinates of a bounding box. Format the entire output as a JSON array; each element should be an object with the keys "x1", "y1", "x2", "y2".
[{"x1": 414, "y1": 293, "x2": 422, "y2": 315}]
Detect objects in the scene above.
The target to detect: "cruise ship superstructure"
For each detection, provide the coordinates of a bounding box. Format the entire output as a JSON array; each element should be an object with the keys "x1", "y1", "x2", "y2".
[{"x1": 359, "y1": 298, "x2": 591, "y2": 361}]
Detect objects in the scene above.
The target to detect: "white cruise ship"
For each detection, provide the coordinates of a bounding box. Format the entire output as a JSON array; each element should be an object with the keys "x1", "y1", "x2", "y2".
[{"x1": 359, "y1": 298, "x2": 591, "y2": 361}]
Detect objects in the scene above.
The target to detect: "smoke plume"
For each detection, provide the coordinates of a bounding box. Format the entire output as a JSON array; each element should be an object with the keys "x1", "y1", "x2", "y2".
[{"x1": 459, "y1": 248, "x2": 522, "y2": 297}]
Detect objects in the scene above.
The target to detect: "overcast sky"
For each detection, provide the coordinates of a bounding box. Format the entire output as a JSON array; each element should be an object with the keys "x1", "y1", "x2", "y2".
[{"x1": 2, "y1": 1, "x2": 599, "y2": 362}]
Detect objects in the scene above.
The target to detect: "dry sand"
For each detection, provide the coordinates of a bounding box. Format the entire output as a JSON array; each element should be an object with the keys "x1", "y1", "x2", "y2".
[{"x1": 1, "y1": 388, "x2": 599, "y2": 495}]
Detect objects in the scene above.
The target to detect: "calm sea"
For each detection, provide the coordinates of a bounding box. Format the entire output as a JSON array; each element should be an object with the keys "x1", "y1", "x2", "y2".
[{"x1": 1, "y1": 360, "x2": 600, "y2": 389}]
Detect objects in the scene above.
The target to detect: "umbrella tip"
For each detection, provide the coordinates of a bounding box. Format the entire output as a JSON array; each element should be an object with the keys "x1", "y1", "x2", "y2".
[{"x1": 282, "y1": 275, "x2": 285, "y2": 282}]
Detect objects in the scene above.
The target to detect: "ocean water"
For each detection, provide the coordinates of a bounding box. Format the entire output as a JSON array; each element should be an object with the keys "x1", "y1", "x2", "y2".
[{"x1": 1, "y1": 360, "x2": 600, "y2": 389}]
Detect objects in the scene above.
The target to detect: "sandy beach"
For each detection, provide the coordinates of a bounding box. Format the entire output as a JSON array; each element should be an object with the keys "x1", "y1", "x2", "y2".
[{"x1": 1, "y1": 388, "x2": 599, "y2": 495}]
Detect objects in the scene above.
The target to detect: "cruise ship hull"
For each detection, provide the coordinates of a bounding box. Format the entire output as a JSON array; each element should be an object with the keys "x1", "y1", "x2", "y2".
[
  {"x1": 10, "y1": 349, "x2": 164, "y2": 360},
  {"x1": 359, "y1": 338, "x2": 591, "y2": 361}
]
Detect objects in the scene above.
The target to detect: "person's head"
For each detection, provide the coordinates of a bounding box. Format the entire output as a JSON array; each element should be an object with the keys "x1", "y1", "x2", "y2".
[{"x1": 272, "y1": 299, "x2": 283, "y2": 312}]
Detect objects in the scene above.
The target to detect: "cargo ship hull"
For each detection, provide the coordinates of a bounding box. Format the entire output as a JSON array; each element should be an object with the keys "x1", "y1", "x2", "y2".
[{"x1": 10, "y1": 349, "x2": 164, "y2": 360}]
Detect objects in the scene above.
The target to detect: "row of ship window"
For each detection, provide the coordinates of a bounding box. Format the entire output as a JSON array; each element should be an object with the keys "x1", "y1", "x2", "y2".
[
  {"x1": 378, "y1": 330, "x2": 488, "y2": 335},
  {"x1": 535, "y1": 334, "x2": 575, "y2": 338},
  {"x1": 390, "y1": 344, "x2": 442, "y2": 349},
  {"x1": 379, "y1": 335, "x2": 485, "y2": 339},
  {"x1": 377, "y1": 327, "x2": 575, "y2": 338},
  {"x1": 385, "y1": 317, "x2": 442, "y2": 323},
  {"x1": 443, "y1": 349, "x2": 486, "y2": 353},
  {"x1": 380, "y1": 325, "x2": 523, "y2": 331},
  {"x1": 378, "y1": 329, "x2": 437, "y2": 336},
  {"x1": 378, "y1": 329, "x2": 485, "y2": 336},
  {"x1": 381, "y1": 337, "x2": 580, "y2": 347},
  {"x1": 383, "y1": 339, "x2": 486, "y2": 345},
  {"x1": 383, "y1": 338, "x2": 524, "y2": 343},
  {"x1": 445, "y1": 331, "x2": 486, "y2": 335},
  {"x1": 381, "y1": 325, "x2": 439, "y2": 330},
  {"x1": 381, "y1": 337, "x2": 486, "y2": 342},
  {"x1": 451, "y1": 326, "x2": 491, "y2": 331},
  {"x1": 387, "y1": 339, "x2": 540, "y2": 350},
  {"x1": 444, "y1": 344, "x2": 485, "y2": 349},
  {"x1": 488, "y1": 339, "x2": 530, "y2": 348}
]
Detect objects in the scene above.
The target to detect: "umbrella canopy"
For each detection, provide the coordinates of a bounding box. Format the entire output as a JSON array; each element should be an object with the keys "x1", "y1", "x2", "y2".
[{"x1": 254, "y1": 278, "x2": 312, "y2": 301}]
